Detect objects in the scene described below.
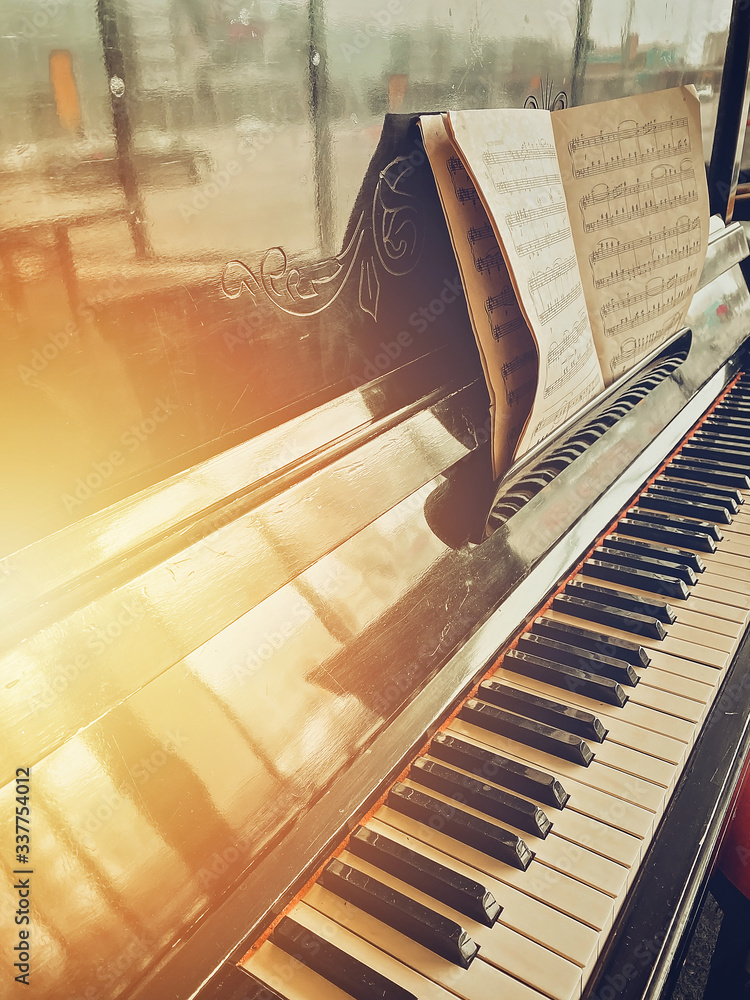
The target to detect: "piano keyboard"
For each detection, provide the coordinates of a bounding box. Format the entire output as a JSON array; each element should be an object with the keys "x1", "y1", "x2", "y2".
[{"x1": 236, "y1": 373, "x2": 750, "y2": 1000}]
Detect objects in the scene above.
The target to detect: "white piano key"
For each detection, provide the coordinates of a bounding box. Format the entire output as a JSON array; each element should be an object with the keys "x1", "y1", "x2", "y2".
[
  {"x1": 432, "y1": 729, "x2": 655, "y2": 840},
  {"x1": 449, "y1": 718, "x2": 666, "y2": 813},
  {"x1": 376, "y1": 802, "x2": 616, "y2": 932},
  {"x1": 241, "y1": 902, "x2": 461, "y2": 1000},
  {"x1": 419, "y1": 755, "x2": 643, "y2": 868},
  {"x1": 570, "y1": 566, "x2": 747, "y2": 636},
  {"x1": 492, "y1": 675, "x2": 688, "y2": 766},
  {"x1": 398, "y1": 777, "x2": 628, "y2": 898},
  {"x1": 242, "y1": 939, "x2": 366, "y2": 1000},
  {"x1": 338, "y1": 848, "x2": 583, "y2": 1000},
  {"x1": 304, "y1": 883, "x2": 548, "y2": 1000},
  {"x1": 365, "y1": 816, "x2": 600, "y2": 969},
  {"x1": 543, "y1": 609, "x2": 728, "y2": 671}
]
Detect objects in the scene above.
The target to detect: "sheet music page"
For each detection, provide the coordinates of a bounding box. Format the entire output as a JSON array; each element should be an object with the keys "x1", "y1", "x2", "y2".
[
  {"x1": 550, "y1": 86, "x2": 709, "y2": 383},
  {"x1": 420, "y1": 115, "x2": 537, "y2": 477},
  {"x1": 445, "y1": 109, "x2": 605, "y2": 457}
]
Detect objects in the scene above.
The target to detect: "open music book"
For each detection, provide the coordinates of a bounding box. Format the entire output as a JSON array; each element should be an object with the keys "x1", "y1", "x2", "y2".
[{"x1": 420, "y1": 87, "x2": 709, "y2": 479}]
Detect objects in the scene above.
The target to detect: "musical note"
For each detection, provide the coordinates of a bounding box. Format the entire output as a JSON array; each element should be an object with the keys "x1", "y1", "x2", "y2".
[
  {"x1": 446, "y1": 156, "x2": 464, "y2": 176},
  {"x1": 491, "y1": 316, "x2": 526, "y2": 341},
  {"x1": 483, "y1": 139, "x2": 557, "y2": 165},
  {"x1": 491, "y1": 172, "x2": 562, "y2": 194},
  {"x1": 608, "y1": 321, "x2": 676, "y2": 376},
  {"x1": 506, "y1": 201, "x2": 567, "y2": 229},
  {"x1": 580, "y1": 161, "x2": 697, "y2": 232},
  {"x1": 568, "y1": 115, "x2": 691, "y2": 179},
  {"x1": 514, "y1": 226, "x2": 571, "y2": 257},
  {"x1": 474, "y1": 246, "x2": 505, "y2": 274},
  {"x1": 528, "y1": 256, "x2": 582, "y2": 324},
  {"x1": 506, "y1": 379, "x2": 536, "y2": 405},
  {"x1": 546, "y1": 313, "x2": 589, "y2": 364},
  {"x1": 590, "y1": 216, "x2": 701, "y2": 289},
  {"x1": 543, "y1": 337, "x2": 595, "y2": 398},
  {"x1": 600, "y1": 269, "x2": 696, "y2": 337},
  {"x1": 456, "y1": 186, "x2": 480, "y2": 207},
  {"x1": 502, "y1": 350, "x2": 536, "y2": 380},
  {"x1": 467, "y1": 223, "x2": 495, "y2": 244},
  {"x1": 485, "y1": 288, "x2": 517, "y2": 314}
]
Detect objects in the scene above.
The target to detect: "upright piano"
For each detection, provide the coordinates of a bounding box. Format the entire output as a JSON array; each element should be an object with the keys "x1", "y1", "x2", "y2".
[{"x1": 3, "y1": 2, "x2": 750, "y2": 999}]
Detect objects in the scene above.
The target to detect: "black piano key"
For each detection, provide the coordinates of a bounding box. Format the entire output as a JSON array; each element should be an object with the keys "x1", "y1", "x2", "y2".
[
  {"x1": 616, "y1": 515, "x2": 717, "y2": 553},
  {"x1": 430, "y1": 732, "x2": 570, "y2": 809},
  {"x1": 605, "y1": 535, "x2": 706, "y2": 573},
  {"x1": 711, "y1": 403, "x2": 750, "y2": 416},
  {"x1": 318, "y1": 859, "x2": 479, "y2": 968},
  {"x1": 629, "y1": 508, "x2": 723, "y2": 543},
  {"x1": 581, "y1": 556, "x2": 689, "y2": 599},
  {"x1": 646, "y1": 482, "x2": 739, "y2": 514},
  {"x1": 531, "y1": 616, "x2": 651, "y2": 666},
  {"x1": 478, "y1": 679, "x2": 607, "y2": 743},
  {"x1": 673, "y1": 449, "x2": 750, "y2": 477},
  {"x1": 567, "y1": 579, "x2": 677, "y2": 623},
  {"x1": 591, "y1": 545, "x2": 696, "y2": 587},
  {"x1": 592, "y1": 538, "x2": 705, "y2": 587},
  {"x1": 664, "y1": 461, "x2": 750, "y2": 490},
  {"x1": 387, "y1": 782, "x2": 534, "y2": 870},
  {"x1": 694, "y1": 427, "x2": 750, "y2": 449},
  {"x1": 552, "y1": 592, "x2": 667, "y2": 640},
  {"x1": 348, "y1": 827, "x2": 502, "y2": 927},
  {"x1": 637, "y1": 491, "x2": 732, "y2": 524},
  {"x1": 271, "y1": 916, "x2": 418, "y2": 999},
  {"x1": 517, "y1": 630, "x2": 639, "y2": 686},
  {"x1": 501, "y1": 647, "x2": 627, "y2": 707},
  {"x1": 410, "y1": 757, "x2": 552, "y2": 838},
  {"x1": 681, "y1": 444, "x2": 750, "y2": 470},
  {"x1": 703, "y1": 415, "x2": 750, "y2": 432},
  {"x1": 460, "y1": 694, "x2": 600, "y2": 765}
]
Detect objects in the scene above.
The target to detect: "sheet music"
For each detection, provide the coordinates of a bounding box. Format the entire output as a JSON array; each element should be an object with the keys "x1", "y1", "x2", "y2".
[
  {"x1": 420, "y1": 116, "x2": 537, "y2": 477},
  {"x1": 551, "y1": 87, "x2": 709, "y2": 382},
  {"x1": 445, "y1": 109, "x2": 604, "y2": 456}
]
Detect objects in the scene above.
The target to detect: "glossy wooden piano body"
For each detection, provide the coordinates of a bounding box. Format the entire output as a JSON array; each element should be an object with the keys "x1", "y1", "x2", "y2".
[{"x1": 3, "y1": 2, "x2": 750, "y2": 998}]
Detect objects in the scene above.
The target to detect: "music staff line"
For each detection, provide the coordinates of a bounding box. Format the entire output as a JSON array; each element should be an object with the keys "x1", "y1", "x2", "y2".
[
  {"x1": 569, "y1": 115, "x2": 688, "y2": 153},
  {"x1": 491, "y1": 172, "x2": 563, "y2": 194},
  {"x1": 590, "y1": 218, "x2": 701, "y2": 289},
  {"x1": 501, "y1": 349, "x2": 536, "y2": 381},
  {"x1": 543, "y1": 338, "x2": 595, "y2": 398},
  {"x1": 485, "y1": 288, "x2": 517, "y2": 314},
  {"x1": 609, "y1": 324, "x2": 674, "y2": 375},
  {"x1": 484, "y1": 140, "x2": 557, "y2": 165},
  {"x1": 546, "y1": 313, "x2": 589, "y2": 365},
  {"x1": 591, "y1": 217, "x2": 701, "y2": 264},
  {"x1": 581, "y1": 168, "x2": 698, "y2": 233},
  {"x1": 506, "y1": 379, "x2": 536, "y2": 406},
  {"x1": 506, "y1": 201, "x2": 567, "y2": 229},
  {"x1": 513, "y1": 226, "x2": 571, "y2": 258},
  {"x1": 491, "y1": 315, "x2": 526, "y2": 342},
  {"x1": 601, "y1": 269, "x2": 696, "y2": 338},
  {"x1": 568, "y1": 116, "x2": 691, "y2": 180},
  {"x1": 593, "y1": 242, "x2": 700, "y2": 289}
]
